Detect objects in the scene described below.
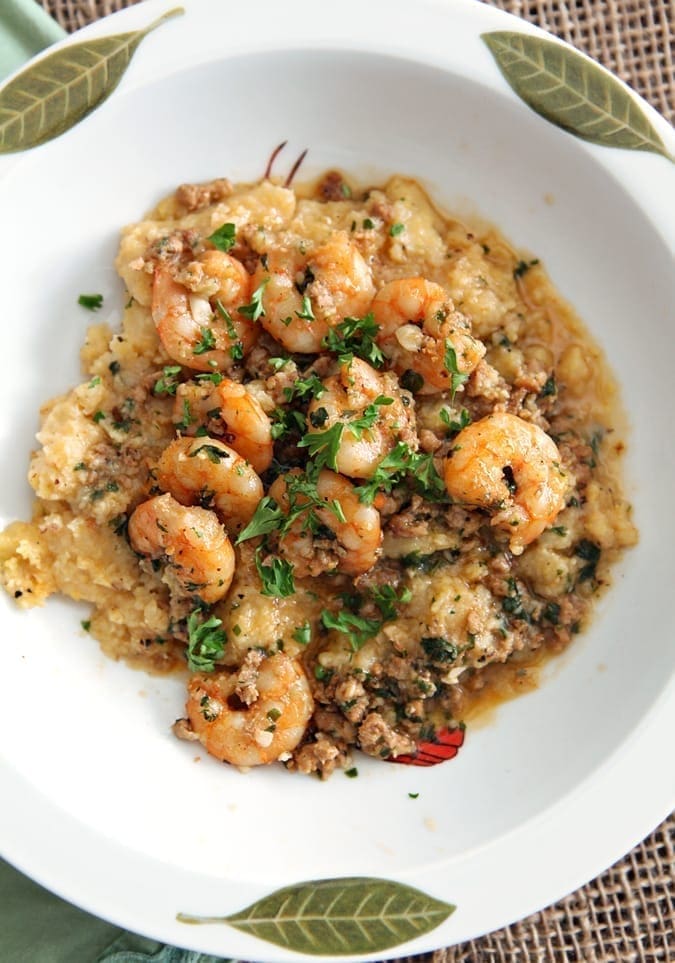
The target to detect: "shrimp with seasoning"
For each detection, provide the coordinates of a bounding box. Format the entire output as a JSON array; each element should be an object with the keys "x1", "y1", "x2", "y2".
[
  {"x1": 155, "y1": 436, "x2": 263, "y2": 536},
  {"x1": 268, "y1": 468, "x2": 381, "y2": 577},
  {"x1": 255, "y1": 231, "x2": 375, "y2": 352},
  {"x1": 306, "y1": 357, "x2": 417, "y2": 478},
  {"x1": 182, "y1": 651, "x2": 314, "y2": 767},
  {"x1": 371, "y1": 277, "x2": 485, "y2": 393},
  {"x1": 173, "y1": 378, "x2": 273, "y2": 474},
  {"x1": 443, "y1": 412, "x2": 569, "y2": 554},
  {"x1": 152, "y1": 249, "x2": 256, "y2": 372},
  {"x1": 128, "y1": 493, "x2": 235, "y2": 604}
]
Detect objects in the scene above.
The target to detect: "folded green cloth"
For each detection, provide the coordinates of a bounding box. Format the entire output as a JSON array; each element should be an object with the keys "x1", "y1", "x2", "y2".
[
  {"x1": 0, "y1": 0, "x2": 64, "y2": 78},
  {"x1": 0, "y1": 858, "x2": 228, "y2": 962}
]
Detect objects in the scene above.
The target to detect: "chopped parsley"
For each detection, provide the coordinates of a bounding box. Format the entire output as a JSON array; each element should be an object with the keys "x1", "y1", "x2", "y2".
[
  {"x1": 78, "y1": 293, "x2": 103, "y2": 311},
  {"x1": 295, "y1": 295, "x2": 315, "y2": 321},
  {"x1": 174, "y1": 398, "x2": 193, "y2": 431},
  {"x1": 320, "y1": 609, "x2": 382, "y2": 651},
  {"x1": 421, "y1": 636, "x2": 459, "y2": 663},
  {"x1": 389, "y1": 222, "x2": 405, "y2": 237},
  {"x1": 540, "y1": 375, "x2": 557, "y2": 397},
  {"x1": 189, "y1": 443, "x2": 230, "y2": 464},
  {"x1": 345, "y1": 767, "x2": 359, "y2": 778},
  {"x1": 255, "y1": 548, "x2": 296, "y2": 597},
  {"x1": 207, "y1": 222, "x2": 236, "y2": 252},
  {"x1": 297, "y1": 422, "x2": 345, "y2": 471},
  {"x1": 321, "y1": 313, "x2": 384, "y2": 368},
  {"x1": 347, "y1": 396, "x2": 394, "y2": 439},
  {"x1": 238, "y1": 278, "x2": 269, "y2": 321},
  {"x1": 193, "y1": 326, "x2": 217, "y2": 355},
  {"x1": 270, "y1": 406, "x2": 305, "y2": 440},
  {"x1": 370, "y1": 584, "x2": 412, "y2": 620},
  {"x1": 575, "y1": 539, "x2": 601, "y2": 582},
  {"x1": 235, "y1": 496, "x2": 285, "y2": 543},
  {"x1": 154, "y1": 365, "x2": 182, "y2": 396},
  {"x1": 186, "y1": 608, "x2": 226, "y2": 672},
  {"x1": 292, "y1": 621, "x2": 311, "y2": 646},
  {"x1": 440, "y1": 407, "x2": 471, "y2": 433},
  {"x1": 444, "y1": 342, "x2": 469, "y2": 399},
  {"x1": 283, "y1": 372, "x2": 326, "y2": 403}
]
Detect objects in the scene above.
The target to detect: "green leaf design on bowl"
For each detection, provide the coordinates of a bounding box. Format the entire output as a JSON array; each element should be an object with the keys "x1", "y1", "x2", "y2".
[
  {"x1": 0, "y1": 7, "x2": 184, "y2": 154},
  {"x1": 177, "y1": 876, "x2": 455, "y2": 955},
  {"x1": 482, "y1": 31, "x2": 674, "y2": 163}
]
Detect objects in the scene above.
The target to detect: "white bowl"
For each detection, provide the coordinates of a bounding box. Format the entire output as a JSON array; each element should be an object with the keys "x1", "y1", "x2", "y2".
[{"x1": 0, "y1": 0, "x2": 673, "y2": 959}]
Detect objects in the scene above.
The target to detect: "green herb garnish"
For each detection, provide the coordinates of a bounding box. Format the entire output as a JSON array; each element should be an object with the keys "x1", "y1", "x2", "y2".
[
  {"x1": 255, "y1": 548, "x2": 296, "y2": 597},
  {"x1": 444, "y1": 342, "x2": 469, "y2": 399},
  {"x1": 154, "y1": 365, "x2": 182, "y2": 396},
  {"x1": 238, "y1": 278, "x2": 269, "y2": 321},
  {"x1": 292, "y1": 621, "x2": 311, "y2": 646},
  {"x1": 321, "y1": 313, "x2": 384, "y2": 368},
  {"x1": 186, "y1": 608, "x2": 226, "y2": 672},
  {"x1": 320, "y1": 609, "x2": 382, "y2": 651},
  {"x1": 78, "y1": 293, "x2": 103, "y2": 311},
  {"x1": 207, "y1": 222, "x2": 236, "y2": 252}
]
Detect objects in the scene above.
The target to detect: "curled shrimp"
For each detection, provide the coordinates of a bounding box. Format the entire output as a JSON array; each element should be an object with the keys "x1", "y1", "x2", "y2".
[
  {"x1": 152, "y1": 250, "x2": 256, "y2": 372},
  {"x1": 128, "y1": 493, "x2": 235, "y2": 604},
  {"x1": 269, "y1": 469, "x2": 381, "y2": 576},
  {"x1": 255, "y1": 231, "x2": 375, "y2": 352},
  {"x1": 184, "y1": 651, "x2": 314, "y2": 767},
  {"x1": 306, "y1": 357, "x2": 417, "y2": 479},
  {"x1": 155, "y1": 436, "x2": 263, "y2": 535},
  {"x1": 174, "y1": 378, "x2": 273, "y2": 474},
  {"x1": 443, "y1": 412, "x2": 569, "y2": 554},
  {"x1": 371, "y1": 277, "x2": 485, "y2": 393}
]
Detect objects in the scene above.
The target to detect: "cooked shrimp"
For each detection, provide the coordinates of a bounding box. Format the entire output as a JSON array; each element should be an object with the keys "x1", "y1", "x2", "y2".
[
  {"x1": 155, "y1": 436, "x2": 263, "y2": 535},
  {"x1": 184, "y1": 652, "x2": 314, "y2": 766},
  {"x1": 255, "y1": 231, "x2": 375, "y2": 352},
  {"x1": 269, "y1": 469, "x2": 381, "y2": 576},
  {"x1": 128, "y1": 493, "x2": 235, "y2": 603},
  {"x1": 173, "y1": 378, "x2": 273, "y2": 474},
  {"x1": 443, "y1": 412, "x2": 569, "y2": 554},
  {"x1": 152, "y1": 250, "x2": 256, "y2": 372},
  {"x1": 371, "y1": 277, "x2": 485, "y2": 393},
  {"x1": 306, "y1": 357, "x2": 417, "y2": 478}
]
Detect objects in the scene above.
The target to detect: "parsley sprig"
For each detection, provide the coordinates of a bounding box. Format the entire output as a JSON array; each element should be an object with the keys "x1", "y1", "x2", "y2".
[
  {"x1": 255, "y1": 547, "x2": 296, "y2": 597},
  {"x1": 321, "y1": 313, "x2": 385, "y2": 368},
  {"x1": 208, "y1": 222, "x2": 236, "y2": 252},
  {"x1": 444, "y1": 341, "x2": 469, "y2": 400},
  {"x1": 320, "y1": 610, "x2": 382, "y2": 651},
  {"x1": 238, "y1": 278, "x2": 269, "y2": 321},
  {"x1": 355, "y1": 442, "x2": 446, "y2": 504},
  {"x1": 186, "y1": 607, "x2": 226, "y2": 672}
]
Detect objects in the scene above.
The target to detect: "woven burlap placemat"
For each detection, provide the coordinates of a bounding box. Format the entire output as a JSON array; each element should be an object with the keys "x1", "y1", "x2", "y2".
[{"x1": 35, "y1": 1, "x2": 675, "y2": 960}]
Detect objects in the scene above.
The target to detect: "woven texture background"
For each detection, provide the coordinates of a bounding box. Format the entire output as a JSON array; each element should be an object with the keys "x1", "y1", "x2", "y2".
[{"x1": 37, "y1": 1, "x2": 675, "y2": 960}]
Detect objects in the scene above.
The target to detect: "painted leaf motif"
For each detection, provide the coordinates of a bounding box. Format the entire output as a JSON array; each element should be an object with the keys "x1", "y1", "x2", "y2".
[
  {"x1": 482, "y1": 31, "x2": 673, "y2": 162},
  {"x1": 177, "y1": 877, "x2": 455, "y2": 955},
  {"x1": 0, "y1": 8, "x2": 183, "y2": 154}
]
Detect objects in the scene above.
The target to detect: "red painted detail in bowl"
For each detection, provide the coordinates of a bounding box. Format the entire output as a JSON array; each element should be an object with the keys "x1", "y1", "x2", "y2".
[{"x1": 388, "y1": 725, "x2": 465, "y2": 766}]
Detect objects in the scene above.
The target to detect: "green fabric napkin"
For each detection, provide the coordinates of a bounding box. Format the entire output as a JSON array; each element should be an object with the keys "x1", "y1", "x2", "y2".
[
  {"x1": 0, "y1": 858, "x2": 228, "y2": 962},
  {"x1": 0, "y1": 0, "x2": 64, "y2": 78},
  {"x1": 0, "y1": 15, "x2": 231, "y2": 962}
]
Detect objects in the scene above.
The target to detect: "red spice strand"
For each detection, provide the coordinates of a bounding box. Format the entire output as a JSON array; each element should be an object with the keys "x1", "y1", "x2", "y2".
[{"x1": 388, "y1": 726, "x2": 465, "y2": 767}]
